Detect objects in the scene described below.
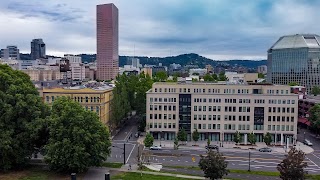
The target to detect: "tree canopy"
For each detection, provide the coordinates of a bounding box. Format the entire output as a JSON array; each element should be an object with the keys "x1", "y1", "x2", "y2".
[
  {"x1": 199, "y1": 150, "x2": 229, "y2": 180},
  {"x1": 44, "y1": 97, "x2": 111, "y2": 173},
  {"x1": 312, "y1": 86, "x2": 320, "y2": 96},
  {"x1": 218, "y1": 72, "x2": 227, "y2": 81},
  {"x1": 177, "y1": 128, "x2": 187, "y2": 142},
  {"x1": 277, "y1": 147, "x2": 308, "y2": 180},
  {"x1": 288, "y1": 82, "x2": 299, "y2": 86},
  {"x1": 144, "y1": 133, "x2": 154, "y2": 148},
  {"x1": 234, "y1": 131, "x2": 241, "y2": 145},
  {"x1": 264, "y1": 132, "x2": 272, "y2": 145},
  {"x1": 258, "y1": 73, "x2": 265, "y2": 78},
  {"x1": 248, "y1": 132, "x2": 256, "y2": 145},
  {"x1": 0, "y1": 64, "x2": 49, "y2": 170},
  {"x1": 154, "y1": 71, "x2": 168, "y2": 82},
  {"x1": 192, "y1": 129, "x2": 200, "y2": 144},
  {"x1": 309, "y1": 104, "x2": 320, "y2": 127}
]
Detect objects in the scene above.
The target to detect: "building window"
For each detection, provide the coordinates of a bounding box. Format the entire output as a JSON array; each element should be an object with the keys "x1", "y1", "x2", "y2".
[
  {"x1": 51, "y1": 96, "x2": 55, "y2": 102},
  {"x1": 173, "y1": 123, "x2": 176, "y2": 128},
  {"x1": 46, "y1": 96, "x2": 49, "y2": 102},
  {"x1": 96, "y1": 106, "x2": 99, "y2": 113}
]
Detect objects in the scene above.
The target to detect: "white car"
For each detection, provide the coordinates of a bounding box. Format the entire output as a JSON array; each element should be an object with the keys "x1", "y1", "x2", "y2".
[
  {"x1": 150, "y1": 146, "x2": 162, "y2": 150},
  {"x1": 304, "y1": 139, "x2": 313, "y2": 146}
]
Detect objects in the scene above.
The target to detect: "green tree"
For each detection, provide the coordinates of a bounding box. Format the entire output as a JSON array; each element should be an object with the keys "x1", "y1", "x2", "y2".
[
  {"x1": 144, "y1": 133, "x2": 154, "y2": 148},
  {"x1": 212, "y1": 73, "x2": 218, "y2": 80},
  {"x1": 177, "y1": 128, "x2": 187, "y2": 142},
  {"x1": 192, "y1": 129, "x2": 200, "y2": 145},
  {"x1": 154, "y1": 71, "x2": 167, "y2": 82},
  {"x1": 248, "y1": 132, "x2": 256, "y2": 145},
  {"x1": 288, "y1": 82, "x2": 299, "y2": 86},
  {"x1": 264, "y1": 132, "x2": 272, "y2": 145},
  {"x1": 203, "y1": 73, "x2": 214, "y2": 81},
  {"x1": 137, "y1": 115, "x2": 146, "y2": 132},
  {"x1": 309, "y1": 104, "x2": 320, "y2": 128},
  {"x1": 0, "y1": 64, "x2": 49, "y2": 171},
  {"x1": 218, "y1": 72, "x2": 227, "y2": 81},
  {"x1": 258, "y1": 73, "x2": 265, "y2": 78},
  {"x1": 234, "y1": 131, "x2": 241, "y2": 145},
  {"x1": 277, "y1": 147, "x2": 308, "y2": 180},
  {"x1": 312, "y1": 86, "x2": 320, "y2": 96},
  {"x1": 135, "y1": 73, "x2": 153, "y2": 115},
  {"x1": 174, "y1": 138, "x2": 180, "y2": 150},
  {"x1": 44, "y1": 97, "x2": 111, "y2": 173},
  {"x1": 110, "y1": 74, "x2": 132, "y2": 128},
  {"x1": 199, "y1": 150, "x2": 229, "y2": 180}
]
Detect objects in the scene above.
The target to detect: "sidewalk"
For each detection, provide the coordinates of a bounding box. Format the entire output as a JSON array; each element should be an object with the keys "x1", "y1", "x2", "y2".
[
  {"x1": 147, "y1": 139, "x2": 314, "y2": 154},
  {"x1": 83, "y1": 165, "x2": 205, "y2": 180}
]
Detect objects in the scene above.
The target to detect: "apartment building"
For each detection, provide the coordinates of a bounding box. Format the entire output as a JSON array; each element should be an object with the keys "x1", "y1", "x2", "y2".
[
  {"x1": 146, "y1": 82, "x2": 298, "y2": 145},
  {"x1": 40, "y1": 85, "x2": 113, "y2": 125}
]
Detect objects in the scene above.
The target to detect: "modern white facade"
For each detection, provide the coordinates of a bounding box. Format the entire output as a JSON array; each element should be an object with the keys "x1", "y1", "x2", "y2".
[
  {"x1": 146, "y1": 82, "x2": 298, "y2": 145},
  {"x1": 64, "y1": 54, "x2": 82, "y2": 64}
]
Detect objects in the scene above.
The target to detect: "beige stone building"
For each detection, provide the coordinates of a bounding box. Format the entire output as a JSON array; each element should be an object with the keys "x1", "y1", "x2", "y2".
[
  {"x1": 39, "y1": 86, "x2": 113, "y2": 126},
  {"x1": 22, "y1": 69, "x2": 62, "y2": 81},
  {"x1": 146, "y1": 82, "x2": 298, "y2": 145}
]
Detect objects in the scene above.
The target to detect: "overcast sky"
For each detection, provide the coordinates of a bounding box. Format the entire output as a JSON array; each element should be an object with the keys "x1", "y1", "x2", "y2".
[{"x1": 0, "y1": 0, "x2": 319, "y2": 60}]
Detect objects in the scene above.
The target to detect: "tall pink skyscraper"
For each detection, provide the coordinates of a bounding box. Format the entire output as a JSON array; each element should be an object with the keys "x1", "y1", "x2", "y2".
[{"x1": 96, "y1": 3, "x2": 119, "y2": 80}]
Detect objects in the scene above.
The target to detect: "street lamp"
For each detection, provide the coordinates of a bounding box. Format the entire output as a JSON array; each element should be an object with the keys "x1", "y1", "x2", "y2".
[
  {"x1": 248, "y1": 149, "x2": 251, "y2": 172},
  {"x1": 112, "y1": 143, "x2": 126, "y2": 165}
]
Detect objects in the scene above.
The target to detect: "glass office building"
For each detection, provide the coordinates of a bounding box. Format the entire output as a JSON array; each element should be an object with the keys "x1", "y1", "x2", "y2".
[{"x1": 267, "y1": 34, "x2": 320, "y2": 93}]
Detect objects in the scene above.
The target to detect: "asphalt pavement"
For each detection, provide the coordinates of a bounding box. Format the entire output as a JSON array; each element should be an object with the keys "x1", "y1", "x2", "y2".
[
  {"x1": 142, "y1": 147, "x2": 320, "y2": 174},
  {"x1": 108, "y1": 114, "x2": 142, "y2": 164}
]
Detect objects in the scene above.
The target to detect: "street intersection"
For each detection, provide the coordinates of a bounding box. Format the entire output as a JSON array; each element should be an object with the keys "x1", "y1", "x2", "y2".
[{"x1": 109, "y1": 119, "x2": 320, "y2": 175}]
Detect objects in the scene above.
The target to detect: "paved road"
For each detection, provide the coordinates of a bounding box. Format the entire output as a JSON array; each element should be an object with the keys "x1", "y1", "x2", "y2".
[
  {"x1": 108, "y1": 114, "x2": 141, "y2": 164},
  {"x1": 297, "y1": 127, "x2": 320, "y2": 173},
  {"x1": 142, "y1": 148, "x2": 320, "y2": 173}
]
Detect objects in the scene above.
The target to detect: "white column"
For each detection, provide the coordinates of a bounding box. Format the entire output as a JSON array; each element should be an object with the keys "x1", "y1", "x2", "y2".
[
  {"x1": 244, "y1": 134, "x2": 248, "y2": 145},
  {"x1": 280, "y1": 133, "x2": 284, "y2": 146},
  {"x1": 286, "y1": 137, "x2": 289, "y2": 149}
]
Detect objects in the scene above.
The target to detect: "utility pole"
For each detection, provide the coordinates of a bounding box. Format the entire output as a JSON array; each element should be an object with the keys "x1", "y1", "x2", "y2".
[
  {"x1": 248, "y1": 150, "x2": 251, "y2": 172},
  {"x1": 123, "y1": 143, "x2": 126, "y2": 165}
]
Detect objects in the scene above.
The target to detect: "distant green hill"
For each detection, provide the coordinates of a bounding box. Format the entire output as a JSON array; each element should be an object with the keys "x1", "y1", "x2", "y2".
[{"x1": 19, "y1": 53, "x2": 266, "y2": 69}]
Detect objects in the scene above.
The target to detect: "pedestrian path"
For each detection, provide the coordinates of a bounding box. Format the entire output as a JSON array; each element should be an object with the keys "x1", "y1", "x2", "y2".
[{"x1": 138, "y1": 138, "x2": 314, "y2": 154}]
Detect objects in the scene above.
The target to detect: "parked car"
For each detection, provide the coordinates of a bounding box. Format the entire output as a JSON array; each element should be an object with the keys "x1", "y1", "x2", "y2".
[
  {"x1": 150, "y1": 146, "x2": 162, "y2": 150},
  {"x1": 258, "y1": 147, "x2": 272, "y2": 152},
  {"x1": 304, "y1": 139, "x2": 313, "y2": 146},
  {"x1": 205, "y1": 145, "x2": 219, "y2": 150}
]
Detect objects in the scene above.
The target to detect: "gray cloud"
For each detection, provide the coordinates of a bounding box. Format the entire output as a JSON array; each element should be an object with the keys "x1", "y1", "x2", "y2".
[{"x1": 0, "y1": 0, "x2": 319, "y2": 60}]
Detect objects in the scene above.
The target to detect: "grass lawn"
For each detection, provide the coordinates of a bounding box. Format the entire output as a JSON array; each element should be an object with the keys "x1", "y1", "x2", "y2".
[
  {"x1": 229, "y1": 169, "x2": 279, "y2": 176},
  {"x1": 102, "y1": 162, "x2": 123, "y2": 168},
  {"x1": 0, "y1": 167, "x2": 85, "y2": 180},
  {"x1": 112, "y1": 172, "x2": 198, "y2": 180}
]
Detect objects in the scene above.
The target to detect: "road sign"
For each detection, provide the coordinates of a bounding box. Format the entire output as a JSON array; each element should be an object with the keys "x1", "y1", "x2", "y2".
[{"x1": 192, "y1": 156, "x2": 196, "y2": 162}]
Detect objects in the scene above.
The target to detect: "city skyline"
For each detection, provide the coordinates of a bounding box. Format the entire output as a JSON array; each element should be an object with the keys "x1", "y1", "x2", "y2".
[{"x1": 0, "y1": 0, "x2": 320, "y2": 60}]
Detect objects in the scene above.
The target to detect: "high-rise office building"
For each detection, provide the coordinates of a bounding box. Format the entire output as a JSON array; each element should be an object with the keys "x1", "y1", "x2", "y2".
[
  {"x1": 96, "y1": 3, "x2": 119, "y2": 80},
  {"x1": 0, "y1": 45, "x2": 20, "y2": 60},
  {"x1": 31, "y1": 39, "x2": 46, "y2": 60},
  {"x1": 267, "y1": 34, "x2": 320, "y2": 92}
]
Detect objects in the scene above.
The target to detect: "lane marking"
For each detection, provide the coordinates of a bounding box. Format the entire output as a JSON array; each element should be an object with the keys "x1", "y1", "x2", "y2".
[
  {"x1": 123, "y1": 127, "x2": 134, "y2": 141},
  {"x1": 126, "y1": 144, "x2": 136, "y2": 164}
]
